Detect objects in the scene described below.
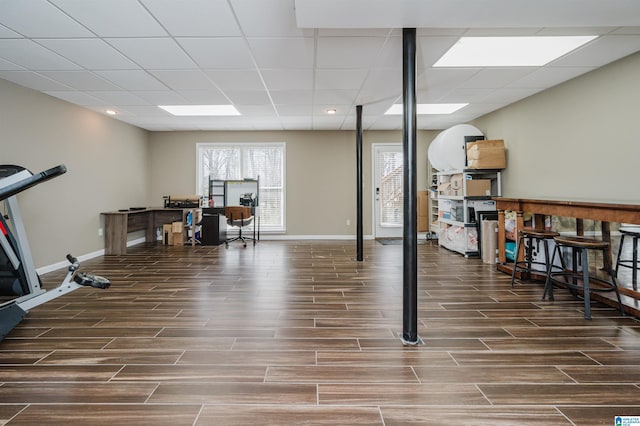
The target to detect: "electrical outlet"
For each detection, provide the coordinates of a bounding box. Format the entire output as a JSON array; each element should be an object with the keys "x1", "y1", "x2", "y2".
[
  {"x1": 346, "y1": 219, "x2": 351, "y2": 226},
  {"x1": 98, "y1": 228, "x2": 103, "y2": 237}
]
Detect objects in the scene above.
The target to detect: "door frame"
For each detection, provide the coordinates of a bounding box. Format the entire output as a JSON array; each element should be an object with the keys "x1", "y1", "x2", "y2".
[{"x1": 372, "y1": 143, "x2": 403, "y2": 239}]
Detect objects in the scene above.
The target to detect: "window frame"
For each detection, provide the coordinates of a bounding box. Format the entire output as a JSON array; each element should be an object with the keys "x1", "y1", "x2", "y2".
[{"x1": 196, "y1": 142, "x2": 286, "y2": 233}]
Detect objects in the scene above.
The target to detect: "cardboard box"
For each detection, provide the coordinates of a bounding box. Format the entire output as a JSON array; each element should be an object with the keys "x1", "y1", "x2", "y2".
[
  {"x1": 467, "y1": 139, "x2": 506, "y2": 169},
  {"x1": 465, "y1": 179, "x2": 492, "y2": 197},
  {"x1": 162, "y1": 224, "x2": 173, "y2": 245},
  {"x1": 437, "y1": 182, "x2": 451, "y2": 197},
  {"x1": 171, "y1": 221, "x2": 183, "y2": 246}
]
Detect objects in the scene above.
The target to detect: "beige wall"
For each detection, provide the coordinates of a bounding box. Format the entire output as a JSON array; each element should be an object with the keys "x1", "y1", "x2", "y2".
[
  {"x1": 0, "y1": 78, "x2": 149, "y2": 267},
  {"x1": 473, "y1": 51, "x2": 640, "y2": 203},
  {"x1": 148, "y1": 129, "x2": 435, "y2": 236}
]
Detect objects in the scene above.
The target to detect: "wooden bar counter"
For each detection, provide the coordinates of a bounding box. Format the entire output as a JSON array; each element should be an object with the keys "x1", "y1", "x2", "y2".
[{"x1": 493, "y1": 197, "x2": 640, "y2": 315}]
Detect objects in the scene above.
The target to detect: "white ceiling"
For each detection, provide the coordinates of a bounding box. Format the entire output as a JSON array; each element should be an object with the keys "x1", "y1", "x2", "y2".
[{"x1": 1, "y1": 0, "x2": 639, "y2": 132}]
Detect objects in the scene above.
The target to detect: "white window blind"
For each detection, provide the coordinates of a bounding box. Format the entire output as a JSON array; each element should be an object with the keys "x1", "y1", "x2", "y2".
[
  {"x1": 197, "y1": 143, "x2": 285, "y2": 232},
  {"x1": 379, "y1": 151, "x2": 403, "y2": 226}
]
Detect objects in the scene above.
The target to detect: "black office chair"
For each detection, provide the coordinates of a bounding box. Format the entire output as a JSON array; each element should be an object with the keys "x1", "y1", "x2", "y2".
[{"x1": 224, "y1": 206, "x2": 256, "y2": 248}]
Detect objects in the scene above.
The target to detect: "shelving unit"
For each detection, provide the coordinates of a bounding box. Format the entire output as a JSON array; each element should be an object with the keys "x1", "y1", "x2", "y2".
[
  {"x1": 437, "y1": 169, "x2": 502, "y2": 256},
  {"x1": 429, "y1": 171, "x2": 440, "y2": 237},
  {"x1": 208, "y1": 178, "x2": 225, "y2": 208}
]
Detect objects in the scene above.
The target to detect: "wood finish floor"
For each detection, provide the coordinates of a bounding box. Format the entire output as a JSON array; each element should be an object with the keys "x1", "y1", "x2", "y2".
[{"x1": 1, "y1": 240, "x2": 640, "y2": 425}]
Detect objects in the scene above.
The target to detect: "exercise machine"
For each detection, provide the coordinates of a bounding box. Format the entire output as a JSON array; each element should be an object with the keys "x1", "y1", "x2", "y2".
[{"x1": 0, "y1": 164, "x2": 110, "y2": 341}]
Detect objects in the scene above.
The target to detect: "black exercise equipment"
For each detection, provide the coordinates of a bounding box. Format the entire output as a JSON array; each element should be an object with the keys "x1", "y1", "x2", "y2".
[{"x1": 0, "y1": 164, "x2": 110, "y2": 341}]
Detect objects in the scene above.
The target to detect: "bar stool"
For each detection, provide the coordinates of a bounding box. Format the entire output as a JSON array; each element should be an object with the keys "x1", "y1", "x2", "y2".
[
  {"x1": 543, "y1": 235, "x2": 624, "y2": 320},
  {"x1": 615, "y1": 226, "x2": 640, "y2": 290},
  {"x1": 510, "y1": 228, "x2": 561, "y2": 288}
]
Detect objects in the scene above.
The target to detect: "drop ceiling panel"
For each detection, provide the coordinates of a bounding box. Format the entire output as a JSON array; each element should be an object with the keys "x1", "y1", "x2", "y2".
[
  {"x1": 106, "y1": 38, "x2": 197, "y2": 70},
  {"x1": 316, "y1": 36, "x2": 387, "y2": 68},
  {"x1": 39, "y1": 71, "x2": 122, "y2": 91},
  {"x1": 506, "y1": 66, "x2": 595, "y2": 89},
  {"x1": 204, "y1": 69, "x2": 265, "y2": 90},
  {"x1": 50, "y1": 0, "x2": 168, "y2": 37},
  {"x1": 0, "y1": 70, "x2": 72, "y2": 91},
  {"x1": 86, "y1": 91, "x2": 150, "y2": 106},
  {"x1": 550, "y1": 35, "x2": 640, "y2": 67},
  {"x1": 177, "y1": 90, "x2": 229, "y2": 104},
  {"x1": 0, "y1": 39, "x2": 81, "y2": 70},
  {"x1": 270, "y1": 90, "x2": 313, "y2": 104},
  {"x1": 177, "y1": 38, "x2": 255, "y2": 69},
  {"x1": 232, "y1": 0, "x2": 310, "y2": 37},
  {"x1": 0, "y1": 24, "x2": 21, "y2": 38},
  {"x1": 44, "y1": 91, "x2": 108, "y2": 106},
  {"x1": 417, "y1": 36, "x2": 460, "y2": 67},
  {"x1": 248, "y1": 38, "x2": 315, "y2": 68},
  {"x1": 459, "y1": 68, "x2": 536, "y2": 89},
  {"x1": 149, "y1": 70, "x2": 219, "y2": 91},
  {"x1": 140, "y1": 0, "x2": 241, "y2": 36},
  {"x1": 224, "y1": 90, "x2": 272, "y2": 105},
  {"x1": 314, "y1": 69, "x2": 368, "y2": 90},
  {"x1": 36, "y1": 39, "x2": 139, "y2": 70},
  {"x1": 0, "y1": 0, "x2": 94, "y2": 38},
  {"x1": 0, "y1": 57, "x2": 23, "y2": 71},
  {"x1": 96, "y1": 70, "x2": 168, "y2": 91},
  {"x1": 261, "y1": 69, "x2": 314, "y2": 90},
  {"x1": 313, "y1": 90, "x2": 358, "y2": 104},
  {"x1": 130, "y1": 91, "x2": 187, "y2": 105}
]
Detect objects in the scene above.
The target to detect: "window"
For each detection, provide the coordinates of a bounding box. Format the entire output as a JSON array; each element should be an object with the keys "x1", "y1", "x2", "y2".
[{"x1": 197, "y1": 143, "x2": 285, "y2": 232}]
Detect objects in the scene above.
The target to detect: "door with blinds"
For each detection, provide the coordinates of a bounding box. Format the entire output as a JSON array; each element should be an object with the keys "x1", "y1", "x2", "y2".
[{"x1": 373, "y1": 143, "x2": 403, "y2": 239}]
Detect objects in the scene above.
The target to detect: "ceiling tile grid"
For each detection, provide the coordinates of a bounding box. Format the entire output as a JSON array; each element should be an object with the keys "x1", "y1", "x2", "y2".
[{"x1": 0, "y1": 0, "x2": 638, "y2": 131}]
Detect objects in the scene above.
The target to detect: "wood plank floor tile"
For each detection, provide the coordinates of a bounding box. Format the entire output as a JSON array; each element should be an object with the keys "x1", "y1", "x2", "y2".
[
  {"x1": 149, "y1": 382, "x2": 317, "y2": 404},
  {"x1": 479, "y1": 383, "x2": 640, "y2": 405},
  {"x1": 450, "y1": 351, "x2": 598, "y2": 366},
  {"x1": 0, "y1": 382, "x2": 157, "y2": 403},
  {"x1": 0, "y1": 405, "x2": 26, "y2": 425},
  {"x1": 113, "y1": 364, "x2": 267, "y2": 382},
  {"x1": 0, "y1": 365, "x2": 120, "y2": 382},
  {"x1": 413, "y1": 365, "x2": 574, "y2": 383},
  {"x1": 38, "y1": 349, "x2": 183, "y2": 365},
  {"x1": 196, "y1": 405, "x2": 383, "y2": 425},
  {"x1": 318, "y1": 383, "x2": 489, "y2": 405},
  {"x1": 266, "y1": 365, "x2": 419, "y2": 383},
  {"x1": 8, "y1": 404, "x2": 201, "y2": 426},
  {"x1": 316, "y1": 350, "x2": 456, "y2": 367},
  {"x1": 178, "y1": 350, "x2": 317, "y2": 366},
  {"x1": 380, "y1": 406, "x2": 573, "y2": 425},
  {"x1": 560, "y1": 365, "x2": 640, "y2": 383},
  {"x1": 558, "y1": 406, "x2": 640, "y2": 426}
]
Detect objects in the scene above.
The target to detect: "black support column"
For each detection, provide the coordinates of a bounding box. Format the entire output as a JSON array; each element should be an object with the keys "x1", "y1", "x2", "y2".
[
  {"x1": 401, "y1": 28, "x2": 421, "y2": 345},
  {"x1": 356, "y1": 105, "x2": 364, "y2": 262}
]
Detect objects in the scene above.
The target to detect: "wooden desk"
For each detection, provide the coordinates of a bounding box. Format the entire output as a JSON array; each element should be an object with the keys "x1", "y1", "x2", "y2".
[{"x1": 101, "y1": 208, "x2": 188, "y2": 255}]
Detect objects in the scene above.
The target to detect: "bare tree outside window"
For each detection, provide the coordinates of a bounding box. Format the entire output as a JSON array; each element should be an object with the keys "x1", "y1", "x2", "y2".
[{"x1": 198, "y1": 143, "x2": 285, "y2": 232}]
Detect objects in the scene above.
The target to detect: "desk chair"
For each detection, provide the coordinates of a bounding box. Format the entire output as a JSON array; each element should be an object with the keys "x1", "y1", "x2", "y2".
[{"x1": 224, "y1": 206, "x2": 256, "y2": 248}]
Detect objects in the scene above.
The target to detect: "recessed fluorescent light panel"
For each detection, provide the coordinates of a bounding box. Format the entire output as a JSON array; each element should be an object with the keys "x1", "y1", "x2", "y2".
[
  {"x1": 385, "y1": 103, "x2": 468, "y2": 115},
  {"x1": 159, "y1": 105, "x2": 241, "y2": 116},
  {"x1": 434, "y1": 36, "x2": 597, "y2": 67}
]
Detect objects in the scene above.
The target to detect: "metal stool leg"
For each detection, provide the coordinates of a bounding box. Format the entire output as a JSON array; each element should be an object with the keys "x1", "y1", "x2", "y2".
[
  {"x1": 615, "y1": 233, "x2": 625, "y2": 278},
  {"x1": 543, "y1": 244, "x2": 559, "y2": 301},
  {"x1": 633, "y1": 235, "x2": 638, "y2": 290},
  {"x1": 510, "y1": 234, "x2": 524, "y2": 288},
  {"x1": 581, "y1": 248, "x2": 591, "y2": 320}
]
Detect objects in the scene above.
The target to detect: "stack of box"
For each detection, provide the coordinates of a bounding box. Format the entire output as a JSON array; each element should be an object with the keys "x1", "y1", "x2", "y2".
[{"x1": 162, "y1": 221, "x2": 184, "y2": 245}]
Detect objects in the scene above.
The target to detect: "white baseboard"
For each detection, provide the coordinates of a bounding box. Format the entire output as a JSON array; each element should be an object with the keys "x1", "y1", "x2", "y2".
[
  {"x1": 261, "y1": 234, "x2": 375, "y2": 240},
  {"x1": 36, "y1": 237, "x2": 146, "y2": 275}
]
